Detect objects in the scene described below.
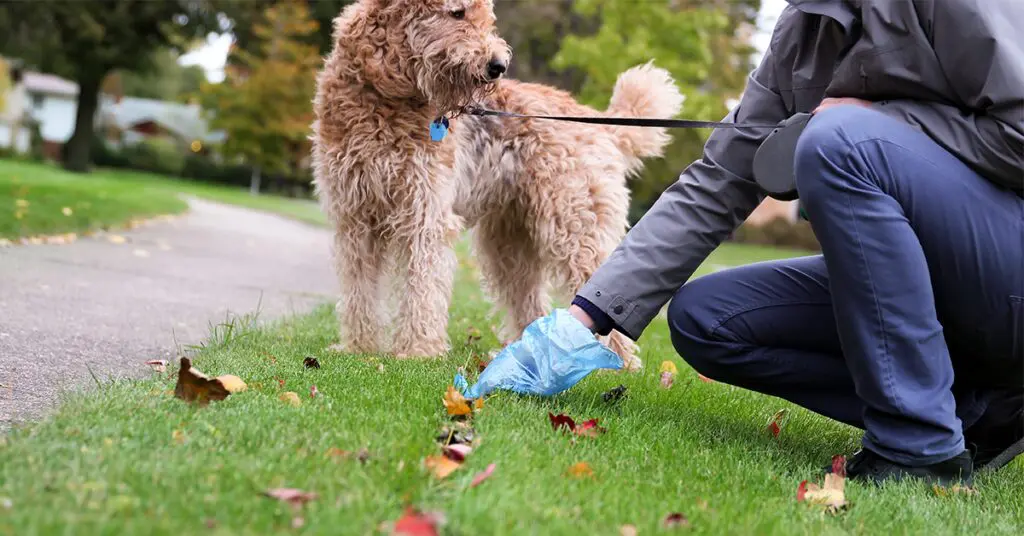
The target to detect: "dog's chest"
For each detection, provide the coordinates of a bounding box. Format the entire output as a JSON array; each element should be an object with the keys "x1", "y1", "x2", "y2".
[{"x1": 451, "y1": 116, "x2": 518, "y2": 224}]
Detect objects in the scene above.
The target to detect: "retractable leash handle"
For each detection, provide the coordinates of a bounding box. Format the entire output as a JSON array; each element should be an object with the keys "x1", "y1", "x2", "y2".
[{"x1": 751, "y1": 112, "x2": 814, "y2": 202}]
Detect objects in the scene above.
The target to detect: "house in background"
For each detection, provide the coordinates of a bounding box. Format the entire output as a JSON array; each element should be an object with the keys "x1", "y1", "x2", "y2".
[
  {"x1": 96, "y1": 95, "x2": 225, "y2": 155},
  {"x1": 0, "y1": 64, "x2": 79, "y2": 159}
]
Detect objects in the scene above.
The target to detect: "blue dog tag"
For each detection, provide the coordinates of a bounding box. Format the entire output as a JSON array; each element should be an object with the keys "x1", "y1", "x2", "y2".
[{"x1": 429, "y1": 117, "x2": 450, "y2": 142}]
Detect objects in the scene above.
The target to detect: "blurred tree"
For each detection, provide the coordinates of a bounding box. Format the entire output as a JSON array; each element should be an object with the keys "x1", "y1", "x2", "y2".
[
  {"x1": 0, "y1": 1, "x2": 221, "y2": 172},
  {"x1": 199, "y1": 0, "x2": 320, "y2": 195},
  {"x1": 0, "y1": 57, "x2": 9, "y2": 113},
  {"x1": 553, "y1": 0, "x2": 761, "y2": 222},
  {"x1": 112, "y1": 48, "x2": 208, "y2": 102},
  {"x1": 216, "y1": 0, "x2": 352, "y2": 57}
]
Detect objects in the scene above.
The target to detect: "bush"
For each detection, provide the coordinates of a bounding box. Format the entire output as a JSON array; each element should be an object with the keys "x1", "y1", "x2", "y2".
[
  {"x1": 127, "y1": 137, "x2": 186, "y2": 176},
  {"x1": 731, "y1": 217, "x2": 821, "y2": 252}
]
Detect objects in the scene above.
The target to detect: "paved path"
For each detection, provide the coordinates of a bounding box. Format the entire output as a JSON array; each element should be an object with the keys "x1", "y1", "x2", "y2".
[{"x1": 0, "y1": 198, "x2": 337, "y2": 429}]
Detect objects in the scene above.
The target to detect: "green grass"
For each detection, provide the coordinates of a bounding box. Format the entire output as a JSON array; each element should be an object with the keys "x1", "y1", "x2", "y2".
[
  {"x1": 0, "y1": 160, "x2": 189, "y2": 240},
  {"x1": 0, "y1": 159, "x2": 327, "y2": 240},
  {"x1": 2, "y1": 242, "x2": 1021, "y2": 535}
]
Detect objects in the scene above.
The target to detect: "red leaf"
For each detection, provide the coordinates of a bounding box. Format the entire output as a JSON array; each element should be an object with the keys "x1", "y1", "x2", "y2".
[
  {"x1": 443, "y1": 443, "x2": 472, "y2": 462},
  {"x1": 831, "y1": 455, "x2": 847, "y2": 478},
  {"x1": 310, "y1": 384, "x2": 319, "y2": 398},
  {"x1": 392, "y1": 506, "x2": 441, "y2": 536},
  {"x1": 549, "y1": 412, "x2": 576, "y2": 433},
  {"x1": 768, "y1": 421, "x2": 781, "y2": 438},
  {"x1": 276, "y1": 377, "x2": 285, "y2": 388},
  {"x1": 576, "y1": 419, "x2": 607, "y2": 438},
  {"x1": 697, "y1": 374, "x2": 713, "y2": 383},
  {"x1": 263, "y1": 488, "x2": 317, "y2": 507},
  {"x1": 662, "y1": 512, "x2": 689, "y2": 528},
  {"x1": 796, "y1": 480, "x2": 808, "y2": 501},
  {"x1": 470, "y1": 463, "x2": 496, "y2": 488}
]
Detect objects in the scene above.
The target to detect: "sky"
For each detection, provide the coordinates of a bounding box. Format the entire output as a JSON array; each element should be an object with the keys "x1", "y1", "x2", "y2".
[{"x1": 178, "y1": 0, "x2": 790, "y2": 84}]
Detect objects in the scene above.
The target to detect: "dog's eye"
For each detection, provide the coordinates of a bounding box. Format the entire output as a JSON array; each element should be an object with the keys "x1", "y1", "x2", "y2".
[{"x1": 449, "y1": 9, "x2": 465, "y2": 19}]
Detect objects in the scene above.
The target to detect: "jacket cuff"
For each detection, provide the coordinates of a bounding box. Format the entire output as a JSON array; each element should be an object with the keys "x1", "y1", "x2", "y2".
[
  {"x1": 570, "y1": 295, "x2": 615, "y2": 336},
  {"x1": 573, "y1": 284, "x2": 642, "y2": 341}
]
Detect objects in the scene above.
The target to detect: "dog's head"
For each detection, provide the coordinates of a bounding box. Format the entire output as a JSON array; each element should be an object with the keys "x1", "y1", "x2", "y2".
[{"x1": 337, "y1": 0, "x2": 511, "y2": 114}]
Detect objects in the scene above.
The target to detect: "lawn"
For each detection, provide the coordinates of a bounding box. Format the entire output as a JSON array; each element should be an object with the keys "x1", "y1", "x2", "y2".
[
  {"x1": 0, "y1": 159, "x2": 326, "y2": 240},
  {"x1": 1, "y1": 242, "x2": 1021, "y2": 536}
]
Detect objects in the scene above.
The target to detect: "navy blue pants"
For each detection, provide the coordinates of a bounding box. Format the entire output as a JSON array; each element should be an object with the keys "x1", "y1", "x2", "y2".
[{"x1": 669, "y1": 106, "x2": 1024, "y2": 466}]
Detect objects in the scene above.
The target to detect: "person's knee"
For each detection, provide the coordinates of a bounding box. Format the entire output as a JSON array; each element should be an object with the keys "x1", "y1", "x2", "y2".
[
  {"x1": 794, "y1": 106, "x2": 878, "y2": 205},
  {"x1": 667, "y1": 277, "x2": 731, "y2": 378}
]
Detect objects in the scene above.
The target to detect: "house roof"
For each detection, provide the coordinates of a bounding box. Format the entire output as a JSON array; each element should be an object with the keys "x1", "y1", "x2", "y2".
[
  {"x1": 99, "y1": 96, "x2": 225, "y2": 144},
  {"x1": 22, "y1": 71, "x2": 78, "y2": 98}
]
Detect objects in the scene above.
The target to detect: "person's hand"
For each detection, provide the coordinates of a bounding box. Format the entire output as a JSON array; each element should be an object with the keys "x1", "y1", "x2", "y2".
[
  {"x1": 568, "y1": 304, "x2": 596, "y2": 332},
  {"x1": 814, "y1": 97, "x2": 873, "y2": 113}
]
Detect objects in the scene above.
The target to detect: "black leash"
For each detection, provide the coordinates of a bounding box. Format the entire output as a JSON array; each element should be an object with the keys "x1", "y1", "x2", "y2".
[{"x1": 461, "y1": 104, "x2": 780, "y2": 130}]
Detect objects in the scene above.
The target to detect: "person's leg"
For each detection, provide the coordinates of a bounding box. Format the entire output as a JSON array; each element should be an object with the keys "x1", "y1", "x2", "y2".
[
  {"x1": 794, "y1": 105, "x2": 1024, "y2": 468},
  {"x1": 668, "y1": 255, "x2": 865, "y2": 427}
]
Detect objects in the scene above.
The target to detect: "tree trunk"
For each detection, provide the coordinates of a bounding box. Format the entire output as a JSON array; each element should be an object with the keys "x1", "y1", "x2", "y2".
[
  {"x1": 250, "y1": 165, "x2": 261, "y2": 196},
  {"x1": 63, "y1": 71, "x2": 104, "y2": 173}
]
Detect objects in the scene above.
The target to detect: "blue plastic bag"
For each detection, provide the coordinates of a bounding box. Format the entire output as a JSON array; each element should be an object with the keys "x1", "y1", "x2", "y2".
[{"x1": 454, "y1": 309, "x2": 623, "y2": 399}]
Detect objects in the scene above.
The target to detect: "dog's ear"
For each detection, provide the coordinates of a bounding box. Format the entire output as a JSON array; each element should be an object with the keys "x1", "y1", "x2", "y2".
[{"x1": 336, "y1": 0, "x2": 420, "y2": 98}]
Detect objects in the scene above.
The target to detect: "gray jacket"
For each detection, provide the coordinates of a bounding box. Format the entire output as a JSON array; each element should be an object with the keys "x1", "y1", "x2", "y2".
[{"x1": 577, "y1": 0, "x2": 1024, "y2": 340}]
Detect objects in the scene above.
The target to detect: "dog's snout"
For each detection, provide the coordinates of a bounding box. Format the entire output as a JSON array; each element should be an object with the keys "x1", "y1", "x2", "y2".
[{"x1": 486, "y1": 59, "x2": 508, "y2": 80}]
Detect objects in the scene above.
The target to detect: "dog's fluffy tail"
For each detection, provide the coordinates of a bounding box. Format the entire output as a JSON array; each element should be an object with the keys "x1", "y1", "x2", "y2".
[{"x1": 605, "y1": 62, "x2": 685, "y2": 165}]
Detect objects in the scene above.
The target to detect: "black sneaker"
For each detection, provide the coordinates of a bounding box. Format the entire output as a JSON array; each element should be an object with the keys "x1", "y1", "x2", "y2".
[
  {"x1": 828, "y1": 448, "x2": 973, "y2": 487},
  {"x1": 965, "y1": 388, "x2": 1024, "y2": 472}
]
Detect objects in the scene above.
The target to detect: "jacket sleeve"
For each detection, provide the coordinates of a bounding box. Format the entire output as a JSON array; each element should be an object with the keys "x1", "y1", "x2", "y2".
[
  {"x1": 574, "y1": 45, "x2": 790, "y2": 340},
  {"x1": 874, "y1": 0, "x2": 1024, "y2": 191}
]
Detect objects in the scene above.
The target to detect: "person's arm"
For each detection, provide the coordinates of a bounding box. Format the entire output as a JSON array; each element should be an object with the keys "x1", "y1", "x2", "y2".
[
  {"x1": 572, "y1": 40, "x2": 792, "y2": 340},
  {"x1": 871, "y1": 0, "x2": 1023, "y2": 191}
]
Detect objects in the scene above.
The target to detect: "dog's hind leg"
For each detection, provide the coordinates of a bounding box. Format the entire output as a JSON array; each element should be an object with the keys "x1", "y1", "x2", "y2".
[
  {"x1": 330, "y1": 224, "x2": 387, "y2": 355},
  {"x1": 391, "y1": 211, "x2": 462, "y2": 358},
  {"x1": 473, "y1": 211, "x2": 550, "y2": 344}
]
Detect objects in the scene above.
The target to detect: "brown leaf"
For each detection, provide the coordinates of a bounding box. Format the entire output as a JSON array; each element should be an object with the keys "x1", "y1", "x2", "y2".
[
  {"x1": 443, "y1": 386, "x2": 472, "y2": 416},
  {"x1": 424, "y1": 455, "x2": 461, "y2": 479},
  {"x1": 280, "y1": 392, "x2": 301, "y2": 407},
  {"x1": 663, "y1": 512, "x2": 689, "y2": 528},
  {"x1": 303, "y1": 356, "x2": 320, "y2": 369},
  {"x1": 933, "y1": 484, "x2": 979, "y2": 497},
  {"x1": 565, "y1": 462, "x2": 593, "y2": 479},
  {"x1": 697, "y1": 374, "x2": 714, "y2": 383},
  {"x1": 145, "y1": 359, "x2": 167, "y2": 373},
  {"x1": 470, "y1": 463, "x2": 496, "y2": 488},
  {"x1": 173, "y1": 358, "x2": 239, "y2": 406},
  {"x1": 263, "y1": 488, "x2": 317, "y2": 507}
]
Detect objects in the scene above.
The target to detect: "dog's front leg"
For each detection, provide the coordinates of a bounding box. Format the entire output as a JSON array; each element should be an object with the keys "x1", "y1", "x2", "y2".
[{"x1": 391, "y1": 210, "x2": 462, "y2": 358}]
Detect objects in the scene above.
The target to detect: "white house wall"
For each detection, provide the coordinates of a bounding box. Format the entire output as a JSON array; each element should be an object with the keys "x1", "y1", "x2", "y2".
[
  {"x1": 31, "y1": 94, "x2": 77, "y2": 144},
  {"x1": 0, "y1": 124, "x2": 30, "y2": 153}
]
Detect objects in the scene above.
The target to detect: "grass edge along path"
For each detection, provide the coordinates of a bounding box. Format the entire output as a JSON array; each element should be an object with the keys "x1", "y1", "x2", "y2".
[{"x1": 1, "y1": 242, "x2": 1022, "y2": 535}]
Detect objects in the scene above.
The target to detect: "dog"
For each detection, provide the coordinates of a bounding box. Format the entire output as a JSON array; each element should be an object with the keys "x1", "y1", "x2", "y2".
[{"x1": 311, "y1": 0, "x2": 683, "y2": 370}]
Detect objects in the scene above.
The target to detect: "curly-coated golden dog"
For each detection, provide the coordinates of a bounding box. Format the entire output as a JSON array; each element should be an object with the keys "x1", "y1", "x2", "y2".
[{"x1": 312, "y1": 0, "x2": 683, "y2": 369}]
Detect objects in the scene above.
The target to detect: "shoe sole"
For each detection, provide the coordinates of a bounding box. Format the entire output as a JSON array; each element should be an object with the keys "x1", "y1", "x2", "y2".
[{"x1": 978, "y1": 436, "x2": 1024, "y2": 472}]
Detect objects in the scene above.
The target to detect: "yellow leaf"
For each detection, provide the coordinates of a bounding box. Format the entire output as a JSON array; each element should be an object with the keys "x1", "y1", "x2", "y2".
[
  {"x1": 443, "y1": 386, "x2": 472, "y2": 416},
  {"x1": 473, "y1": 397, "x2": 484, "y2": 411},
  {"x1": 800, "y1": 473, "x2": 847, "y2": 513},
  {"x1": 107, "y1": 235, "x2": 127, "y2": 245},
  {"x1": 172, "y1": 429, "x2": 187, "y2": 444},
  {"x1": 62, "y1": 207, "x2": 73, "y2": 216},
  {"x1": 14, "y1": 199, "x2": 28, "y2": 208},
  {"x1": 424, "y1": 454, "x2": 461, "y2": 479},
  {"x1": 279, "y1": 391, "x2": 301, "y2": 407},
  {"x1": 566, "y1": 462, "x2": 594, "y2": 479},
  {"x1": 659, "y1": 361, "x2": 678, "y2": 375},
  {"x1": 216, "y1": 375, "x2": 247, "y2": 393}
]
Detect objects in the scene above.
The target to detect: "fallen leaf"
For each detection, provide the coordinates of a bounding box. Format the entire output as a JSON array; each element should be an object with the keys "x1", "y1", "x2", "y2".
[
  {"x1": 173, "y1": 358, "x2": 238, "y2": 406},
  {"x1": 549, "y1": 412, "x2": 577, "y2": 433},
  {"x1": 663, "y1": 512, "x2": 689, "y2": 529},
  {"x1": 443, "y1": 386, "x2": 472, "y2": 416},
  {"x1": 263, "y1": 488, "x2": 317, "y2": 507},
  {"x1": 145, "y1": 359, "x2": 167, "y2": 373},
  {"x1": 549, "y1": 413, "x2": 606, "y2": 438},
  {"x1": 172, "y1": 429, "x2": 186, "y2": 444},
  {"x1": 62, "y1": 206, "x2": 73, "y2": 216},
  {"x1": 766, "y1": 409, "x2": 787, "y2": 438},
  {"x1": 659, "y1": 361, "x2": 678, "y2": 375},
  {"x1": 933, "y1": 484, "x2": 979, "y2": 497},
  {"x1": 660, "y1": 371, "x2": 675, "y2": 389},
  {"x1": 106, "y1": 234, "x2": 127, "y2": 244},
  {"x1": 276, "y1": 377, "x2": 286, "y2": 388},
  {"x1": 475, "y1": 353, "x2": 491, "y2": 372},
  {"x1": 466, "y1": 326, "x2": 483, "y2": 344},
  {"x1": 377, "y1": 363, "x2": 386, "y2": 373},
  {"x1": 697, "y1": 374, "x2": 714, "y2": 383},
  {"x1": 443, "y1": 443, "x2": 472, "y2": 462},
  {"x1": 565, "y1": 462, "x2": 593, "y2": 478},
  {"x1": 132, "y1": 249, "x2": 149, "y2": 258},
  {"x1": 473, "y1": 397, "x2": 484, "y2": 411},
  {"x1": 424, "y1": 455, "x2": 461, "y2": 479},
  {"x1": 798, "y1": 456, "x2": 848, "y2": 513},
  {"x1": 217, "y1": 375, "x2": 247, "y2": 393},
  {"x1": 279, "y1": 392, "x2": 301, "y2": 407},
  {"x1": 357, "y1": 448, "x2": 371, "y2": 464},
  {"x1": 470, "y1": 463, "x2": 496, "y2": 488},
  {"x1": 326, "y1": 447, "x2": 350, "y2": 459},
  {"x1": 291, "y1": 517, "x2": 305, "y2": 529},
  {"x1": 310, "y1": 384, "x2": 319, "y2": 398},
  {"x1": 303, "y1": 356, "x2": 320, "y2": 369},
  {"x1": 14, "y1": 199, "x2": 28, "y2": 208},
  {"x1": 576, "y1": 419, "x2": 607, "y2": 438},
  {"x1": 391, "y1": 506, "x2": 443, "y2": 536},
  {"x1": 204, "y1": 519, "x2": 217, "y2": 529},
  {"x1": 601, "y1": 384, "x2": 628, "y2": 403}
]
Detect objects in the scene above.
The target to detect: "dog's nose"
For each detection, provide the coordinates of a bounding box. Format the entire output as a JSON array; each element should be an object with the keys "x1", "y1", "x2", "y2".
[{"x1": 486, "y1": 59, "x2": 507, "y2": 80}]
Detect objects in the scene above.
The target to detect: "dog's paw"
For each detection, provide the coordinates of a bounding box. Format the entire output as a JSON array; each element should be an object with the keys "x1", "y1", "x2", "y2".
[{"x1": 621, "y1": 354, "x2": 643, "y2": 372}]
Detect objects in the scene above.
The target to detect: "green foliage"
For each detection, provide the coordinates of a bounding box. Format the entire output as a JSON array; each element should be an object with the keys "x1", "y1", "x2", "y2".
[
  {"x1": 113, "y1": 48, "x2": 209, "y2": 102},
  {"x1": 200, "y1": 0, "x2": 321, "y2": 176},
  {"x1": 732, "y1": 218, "x2": 821, "y2": 252},
  {"x1": 552, "y1": 0, "x2": 762, "y2": 223}
]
